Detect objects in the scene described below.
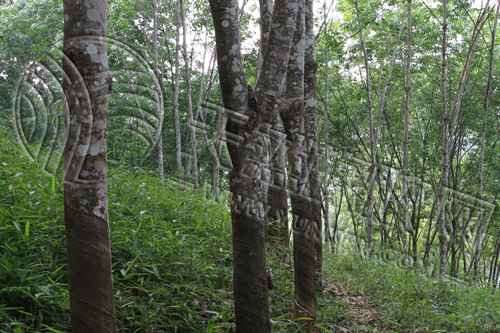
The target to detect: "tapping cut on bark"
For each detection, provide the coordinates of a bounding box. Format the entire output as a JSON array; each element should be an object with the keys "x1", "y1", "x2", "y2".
[{"x1": 63, "y1": 0, "x2": 116, "y2": 331}]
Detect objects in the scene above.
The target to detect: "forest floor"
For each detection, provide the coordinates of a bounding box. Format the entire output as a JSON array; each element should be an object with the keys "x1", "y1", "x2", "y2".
[{"x1": 322, "y1": 282, "x2": 392, "y2": 332}]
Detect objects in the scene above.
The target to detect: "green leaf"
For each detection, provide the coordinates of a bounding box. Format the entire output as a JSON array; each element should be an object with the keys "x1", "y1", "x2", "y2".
[
  {"x1": 486, "y1": 312, "x2": 497, "y2": 323},
  {"x1": 25, "y1": 220, "x2": 30, "y2": 237},
  {"x1": 51, "y1": 175, "x2": 55, "y2": 193},
  {"x1": 206, "y1": 318, "x2": 215, "y2": 333}
]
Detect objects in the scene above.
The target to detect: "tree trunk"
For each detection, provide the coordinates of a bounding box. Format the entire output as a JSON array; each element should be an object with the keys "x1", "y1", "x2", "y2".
[
  {"x1": 436, "y1": 1, "x2": 489, "y2": 275},
  {"x1": 257, "y1": 0, "x2": 290, "y2": 251},
  {"x1": 209, "y1": 0, "x2": 299, "y2": 329},
  {"x1": 173, "y1": 0, "x2": 182, "y2": 174},
  {"x1": 322, "y1": 0, "x2": 330, "y2": 251},
  {"x1": 304, "y1": 0, "x2": 322, "y2": 282},
  {"x1": 63, "y1": 0, "x2": 116, "y2": 331},
  {"x1": 354, "y1": 0, "x2": 376, "y2": 256},
  {"x1": 266, "y1": 117, "x2": 290, "y2": 253},
  {"x1": 473, "y1": 2, "x2": 498, "y2": 281},
  {"x1": 180, "y1": 0, "x2": 197, "y2": 186},
  {"x1": 401, "y1": 0, "x2": 412, "y2": 266},
  {"x1": 151, "y1": 0, "x2": 164, "y2": 182}
]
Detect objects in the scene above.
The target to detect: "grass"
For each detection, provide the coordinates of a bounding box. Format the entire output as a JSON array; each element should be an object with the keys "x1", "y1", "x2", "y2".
[
  {"x1": 1, "y1": 134, "x2": 500, "y2": 332},
  {"x1": 323, "y1": 253, "x2": 500, "y2": 332}
]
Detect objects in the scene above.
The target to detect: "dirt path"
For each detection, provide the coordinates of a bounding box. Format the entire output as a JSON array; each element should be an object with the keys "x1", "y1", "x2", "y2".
[{"x1": 322, "y1": 282, "x2": 392, "y2": 332}]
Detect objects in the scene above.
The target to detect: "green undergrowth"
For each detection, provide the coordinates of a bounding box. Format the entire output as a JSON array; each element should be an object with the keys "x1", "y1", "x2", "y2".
[
  {"x1": 0, "y1": 136, "x2": 345, "y2": 332},
  {"x1": 323, "y1": 253, "x2": 500, "y2": 332},
  {"x1": 3, "y1": 133, "x2": 499, "y2": 332}
]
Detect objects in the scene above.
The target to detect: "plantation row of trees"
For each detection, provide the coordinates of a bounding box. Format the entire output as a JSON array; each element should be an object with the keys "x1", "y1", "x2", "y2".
[{"x1": 1, "y1": 0, "x2": 500, "y2": 330}]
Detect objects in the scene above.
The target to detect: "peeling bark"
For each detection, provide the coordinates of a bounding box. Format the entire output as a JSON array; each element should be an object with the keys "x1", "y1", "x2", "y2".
[{"x1": 63, "y1": 0, "x2": 116, "y2": 331}]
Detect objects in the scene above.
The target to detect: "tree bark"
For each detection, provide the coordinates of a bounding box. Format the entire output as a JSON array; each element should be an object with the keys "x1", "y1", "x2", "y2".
[
  {"x1": 436, "y1": 1, "x2": 489, "y2": 275},
  {"x1": 257, "y1": 0, "x2": 290, "y2": 251},
  {"x1": 276, "y1": 0, "x2": 318, "y2": 328},
  {"x1": 173, "y1": 0, "x2": 182, "y2": 173},
  {"x1": 322, "y1": 0, "x2": 330, "y2": 251},
  {"x1": 180, "y1": 0, "x2": 197, "y2": 186},
  {"x1": 473, "y1": 1, "x2": 498, "y2": 281},
  {"x1": 354, "y1": 0, "x2": 376, "y2": 256},
  {"x1": 209, "y1": 0, "x2": 299, "y2": 329},
  {"x1": 151, "y1": 0, "x2": 165, "y2": 182},
  {"x1": 402, "y1": 0, "x2": 412, "y2": 266},
  {"x1": 304, "y1": 0, "x2": 322, "y2": 282},
  {"x1": 63, "y1": 0, "x2": 116, "y2": 331}
]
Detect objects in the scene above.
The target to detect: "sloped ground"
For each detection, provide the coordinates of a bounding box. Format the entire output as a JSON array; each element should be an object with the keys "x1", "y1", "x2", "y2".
[{"x1": 322, "y1": 282, "x2": 392, "y2": 333}]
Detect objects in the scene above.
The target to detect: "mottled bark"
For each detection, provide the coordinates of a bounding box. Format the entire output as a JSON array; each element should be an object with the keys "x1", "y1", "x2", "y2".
[
  {"x1": 304, "y1": 0, "x2": 322, "y2": 282},
  {"x1": 256, "y1": 0, "x2": 273, "y2": 82},
  {"x1": 265, "y1": 117, "x2": 290, "y2": 252},
  {"x1": 63, "y1": 0, "x2": 116, "y2": 331},
  {"x1": 257, "y1": 0, "x2": 289, "y2": 250},
  {"x1": 279, "y1": 1, "x2": 318, "y2": 328},
  {"x1": 474, "y1": 2, "x2": 498, "y2": 281},
  {"x1": 209, "y1": 0, "x2": 299, "y2": 329}
]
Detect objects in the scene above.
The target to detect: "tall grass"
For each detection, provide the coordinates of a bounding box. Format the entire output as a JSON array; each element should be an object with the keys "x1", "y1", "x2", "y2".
[
  {"x1": 323, "y1": 253, "x2": 500, "y2": 332},
  {"x1": 2, "y1": 133, "x2": 499, "y2": 332}
]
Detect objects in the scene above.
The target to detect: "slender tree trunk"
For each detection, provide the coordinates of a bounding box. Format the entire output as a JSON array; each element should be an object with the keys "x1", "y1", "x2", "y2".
[
  {"x1": 401, "y1": 0, "x2": 413, "y2": 266},
  {"x1": 180, "y1": 0, "x2": 197, "y2": 186},
  {"x1": 151, "y1": 0, "x2": 165, "y2": 182},
  {"x1": 473, "y1": 2, "x2": 498, "y2": 281},
  {"x1": 63, "y1": 0, "x2": 116, "y2": 331},
  {"x1": 304, "y1": 0, "x2": 322, "y2": 283},
  {"x1": 354, "y1": 0, "x2": 376, "y2": 256},
  {"x1": 323, "y1": 0, "x2": 330, "y2": 251},
  {"x1": 173, "y1": 0, "x2": 182, "y2": 174},
  {"x1": 354, "y1": 2, "x2": 405, "y2": 256},
  {"x1": 436, "y1": 2, "x2": 489, "y2": 275}
]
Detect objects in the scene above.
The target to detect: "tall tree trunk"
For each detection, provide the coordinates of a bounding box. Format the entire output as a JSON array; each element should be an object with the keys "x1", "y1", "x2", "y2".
[
  {"x1": 473, "y1": 2, "x2": 498, "y2": 281},
  {"x1": 304, "y1": 0, "x2": 322, "y2": 282},
  {"x1": 173, "y1": 0, "x2": 182, "y2": 173},
  {"x1": 436, "y1": 2, "x2": 489, "y2": 275},
  {"x1": 322, "y1": 0, "x2": 330, "y2": 251},
  {"x1": 401, "y1": 0, "x2": 412, "y2": 266},
  {"x1": 151, "y1": 0, "x2": 165, "y2": 182},
  {"x1": 258, "y1": 0, "x2": 290, "y2": 250},
  {"x1": 355, "y1": 1, "x2": 404, "y2": 256},
  {"x1": 180, "y1": 0, "x2": 197, "y2": 186},
  {"x1": 354, "y1": 0, "x2": 376, "y2": 256},
  {"x1": 209, "y1": 0, "x2": 299, "y2": 329},
  {"x1": 63, "y1": 0, "x2": 116, "y2": 331},
  {"x1": 279, "y1": 1, "x2": 318, "y2": 328}
]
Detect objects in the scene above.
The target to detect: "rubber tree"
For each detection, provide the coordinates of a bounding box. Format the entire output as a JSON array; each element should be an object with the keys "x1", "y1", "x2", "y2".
[
  {"x1": 208, "y1": 0, "x2": 299, "y2": 330},
  {"x1": 258, "y1": 0, "x2": 290, "y2": 253},
  {"x1": 63, "y1": 0, "x2": 116, "y2": 331}
]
